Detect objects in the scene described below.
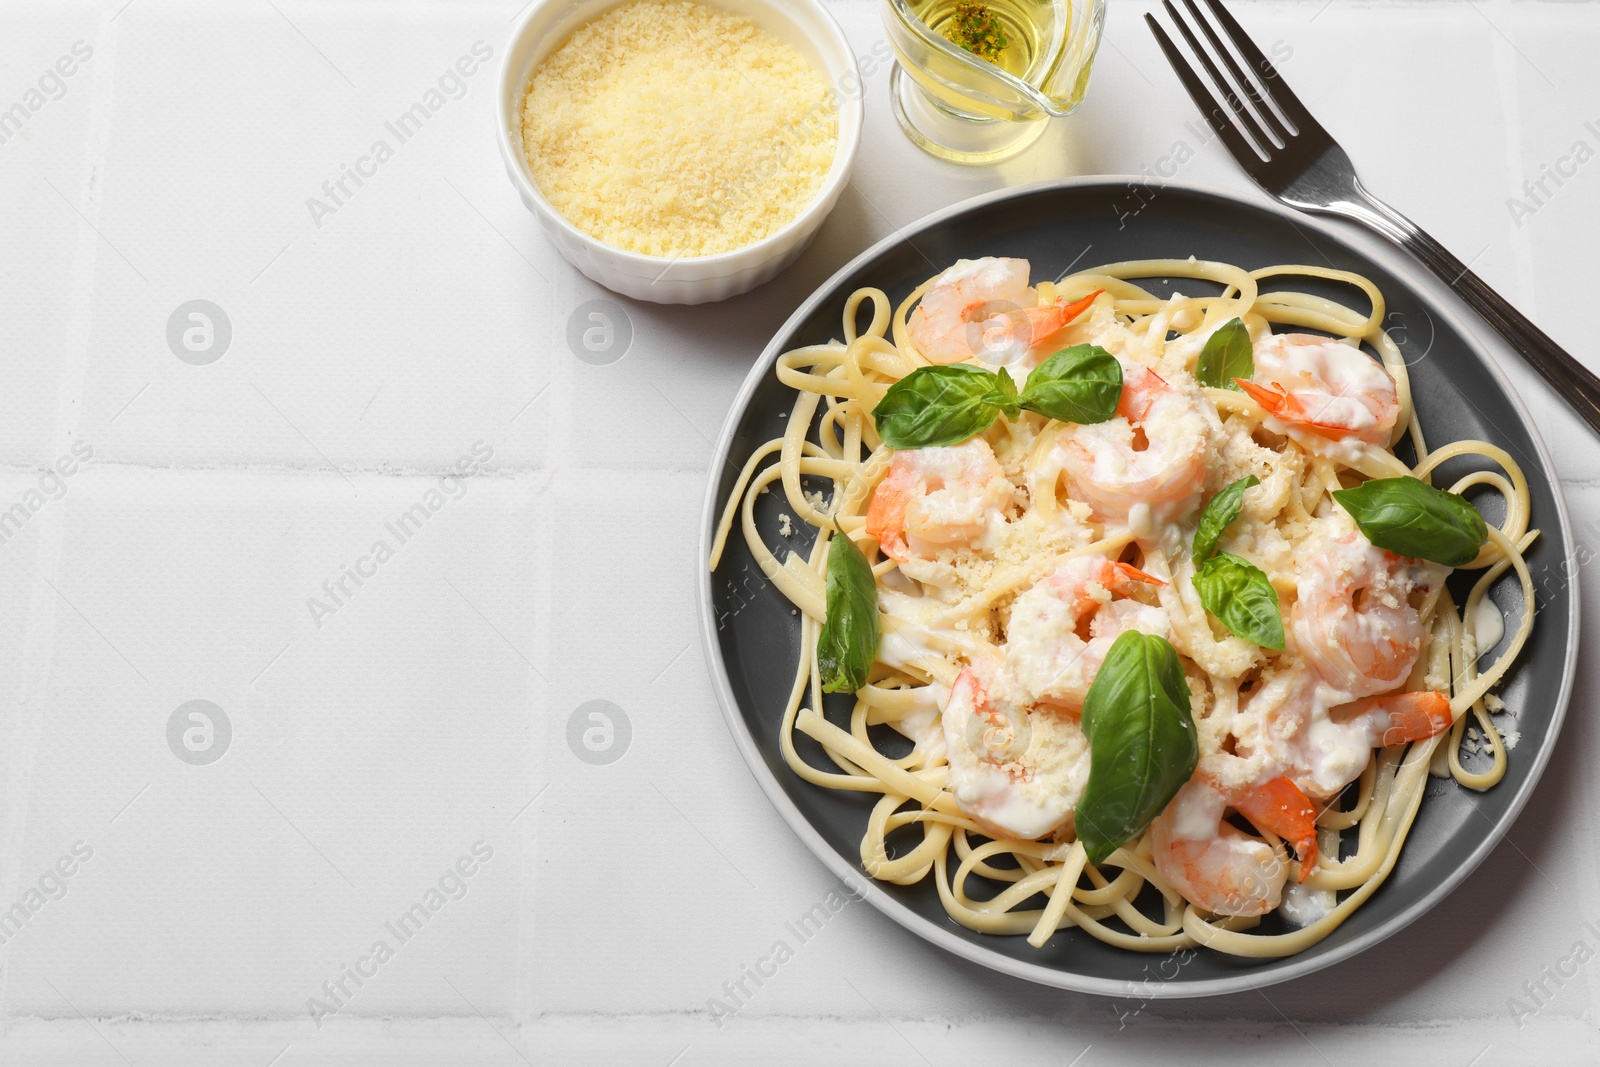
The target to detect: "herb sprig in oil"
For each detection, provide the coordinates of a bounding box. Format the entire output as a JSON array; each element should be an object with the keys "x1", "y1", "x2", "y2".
[{"x1": 942, "y1": 2, "x2": 1009, "y2": 64}]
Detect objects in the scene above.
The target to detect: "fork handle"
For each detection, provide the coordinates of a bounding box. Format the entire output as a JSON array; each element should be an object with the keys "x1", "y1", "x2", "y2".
[{"x1": 1327, "y1": 179, "x2": 1600, "y2": 436}]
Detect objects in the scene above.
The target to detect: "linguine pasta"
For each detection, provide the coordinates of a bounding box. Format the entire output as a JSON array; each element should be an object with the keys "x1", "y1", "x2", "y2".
[{"x1": 709, "y1": 257, "x2": 1535, "y2": 958}]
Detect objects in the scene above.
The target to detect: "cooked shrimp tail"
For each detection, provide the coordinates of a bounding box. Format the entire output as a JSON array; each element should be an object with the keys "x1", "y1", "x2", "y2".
[
  {"x1": 1335, "y1": 689, "x2": 1455, "y2": 747},
  {"x1": 1107, "y1": 561, "x2": 1165, "y2": 591},
  {"x1": 1009, "y1": 289, "x2": 1104, "y2": 360},
  {"x1": 1232, "y1": 775, "x2": 1319, "y2": 881},
  {"x1": 1233, "y1": 377, "x2": 1295, "y2": 418}
]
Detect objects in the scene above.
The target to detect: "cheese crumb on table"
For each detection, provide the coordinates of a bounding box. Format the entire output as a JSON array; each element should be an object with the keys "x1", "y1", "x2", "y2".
[{"x1": 521, "y1": 0, "x2": 838, "y2": 258}]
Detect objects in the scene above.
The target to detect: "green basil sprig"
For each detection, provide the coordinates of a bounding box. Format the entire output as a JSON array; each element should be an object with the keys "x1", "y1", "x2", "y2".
[
  {"x1": 1190, "y1": 475, "x2": 1258, "y2": 568},
  {"x1": 1196, "y1": 317, "x2": 1253, "y2": 390},
  {"x1": 871, "y1": 345, "x2": 1123, "y2": 449},
  {"x1": 1188, "y1": 475, "x2": 1281, "y2": 648},
  {"x1": 1333, "y1": 477, "x2": 1487, "y2": 567},
  {"x1": 1193, "y1": 552, "x2": 1286, "y2": 651},
  {"x1": 1074, "y1": 631, "x2": 1199, "y2": 866},
  {"x1": 817, "y1": 524, "x2": 880, "y2": 694}
]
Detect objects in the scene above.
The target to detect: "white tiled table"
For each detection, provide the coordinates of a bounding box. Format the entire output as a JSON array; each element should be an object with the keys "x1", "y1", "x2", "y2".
[{"x1": 1, "y1": 0, "x2": 1598, "y2": 1063}]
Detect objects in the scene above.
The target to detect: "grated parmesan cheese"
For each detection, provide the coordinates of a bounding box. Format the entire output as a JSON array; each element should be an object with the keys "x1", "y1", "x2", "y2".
[{"x1": 521, "y1": 0, "x2": 838, "y2": 257}]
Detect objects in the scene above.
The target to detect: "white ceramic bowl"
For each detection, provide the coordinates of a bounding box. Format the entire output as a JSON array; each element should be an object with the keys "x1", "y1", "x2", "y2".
[{"x1": 497, "y1": 0, "x2": 863, "y2": 305}]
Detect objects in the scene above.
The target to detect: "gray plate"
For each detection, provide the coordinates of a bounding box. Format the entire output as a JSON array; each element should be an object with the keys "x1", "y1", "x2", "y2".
[{"x1": 696, "y1": 178, "x2": 1578, "y2": 998}]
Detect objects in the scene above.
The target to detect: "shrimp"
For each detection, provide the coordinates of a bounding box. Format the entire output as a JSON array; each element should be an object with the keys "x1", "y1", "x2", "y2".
[
  {"x1": 907, "y1": 257, "x2": 1102, "y2": 367},
  {"x1": 1055, "y1": 355, "x2": 1218, "y2": 526},
  {"x1": 1234, "y1": 665, "x2": 1455, "y2": 799},
  {"x1": 1235, "y1": 333, "x2": 1399, "y2": 445},
  {"x1": 1148, "y1": 772, "x2": 1318, "y2": 917},
  {"x1": 1288, "y1": 687, "x2": 1454, "y2": 797},
  {"x1": 1005, "y1": 554, "x2": 1168, "y2": 710},
  {"x1": 940, "y1": 665, "x2": 1089, "y2": 840},
  {"x1": 1331, "y1": 690, "x2": 1454, "y2": 748},
  {"x1": 1291, "y1": 520, "x2": 1445, "y2": 699},
  {"x1": 866, "y1": 439, "x2": 1013, "y2": 563}
]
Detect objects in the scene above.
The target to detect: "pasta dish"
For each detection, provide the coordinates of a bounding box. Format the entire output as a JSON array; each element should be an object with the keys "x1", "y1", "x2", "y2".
[{"x1": 709, "y1": 254, "x2": 1534, "y2": 957}]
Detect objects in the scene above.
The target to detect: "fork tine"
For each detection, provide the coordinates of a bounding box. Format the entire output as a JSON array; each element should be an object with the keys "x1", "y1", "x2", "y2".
[
  {"x1": 1144, "y1": 12, "x2": 1263, "y2": 166},
  {"x1": 1180, "y1": 0, "x2": 1289, "y2": 145},
  {"x1": 1201, "y1": 0, "x2": 1327, "y2": 140},
  {"x1": 1161, "y1": 0, "x2": 1273, "y2": 158}
]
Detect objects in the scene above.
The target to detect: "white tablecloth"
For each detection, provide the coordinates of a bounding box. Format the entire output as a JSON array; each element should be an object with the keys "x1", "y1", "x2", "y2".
[{"x1": 1, "y1": 0, "x2": 1598, "y2": 1062}]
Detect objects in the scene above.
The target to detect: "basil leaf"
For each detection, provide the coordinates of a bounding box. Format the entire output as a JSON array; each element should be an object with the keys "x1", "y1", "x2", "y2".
[
  {"x1": 1192, "y1": 552, "x2": 1285, "y2": 651},
  {"x1": 873, "y1": 365, "x2": 1005, "y2": 449},
  {"x1": 817, "y1": 525, "x2": 880, "y2": 694},
  {"x1": 1017, "y1": 344, "x2": 1123, "y2": 424},
  {"x1": 1332, "y1": 477, "x2": 1487, "y2": 567},
  {"x1": 1191, "y1": 475, "x2": 1259, "y2": 568},
  {"x1": 1074, "y1": 631, "x2": 1199, "y2": 866},
  {"x1": 1196, "y1": 318, "x2": 1253, "y2": 390}
]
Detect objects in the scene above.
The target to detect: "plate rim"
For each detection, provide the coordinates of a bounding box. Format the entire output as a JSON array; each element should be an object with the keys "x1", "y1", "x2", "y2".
[{"x1": 694, "y1": 175, "x2": 1580, "y2": 999}]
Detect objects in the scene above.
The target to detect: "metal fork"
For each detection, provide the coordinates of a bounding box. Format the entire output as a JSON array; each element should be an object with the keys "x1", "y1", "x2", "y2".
[{"x1": 1146, "y1": 0, "x2": 1600, "y2": 436}]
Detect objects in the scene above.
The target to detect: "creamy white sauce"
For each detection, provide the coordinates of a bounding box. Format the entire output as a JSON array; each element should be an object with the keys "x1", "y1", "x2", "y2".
[
  {"x1": 897, "y1": 703, "x2": 946, "y2": 762},
  {"x1": 940, "y1": 678, "x2": 1063, "y2": 840},
  {"x1": 1473, "y1": 595, "x2": 1505, "y2": 656},
  {"x1": 1170, "y1": 781, "x2": 1227, "y2": 840},
  {"x1": 876, "y1": 594, "x2": 971, "y2": 669},
  {"x1": 1279, "y1": 880, "x2": 1336, "y2": 926},
  {"x1": 1293, "y1": 683, "x2": 1374, "y2": 798},
  {"x1": 877, "y1": 627, "x2": 950, "y2": 671}
]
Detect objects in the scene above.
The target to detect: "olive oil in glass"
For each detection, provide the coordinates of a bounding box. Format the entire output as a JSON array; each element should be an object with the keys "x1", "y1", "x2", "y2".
[{"x1": 883, "y1": 0, "x2": 1106, "y2": 164}]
